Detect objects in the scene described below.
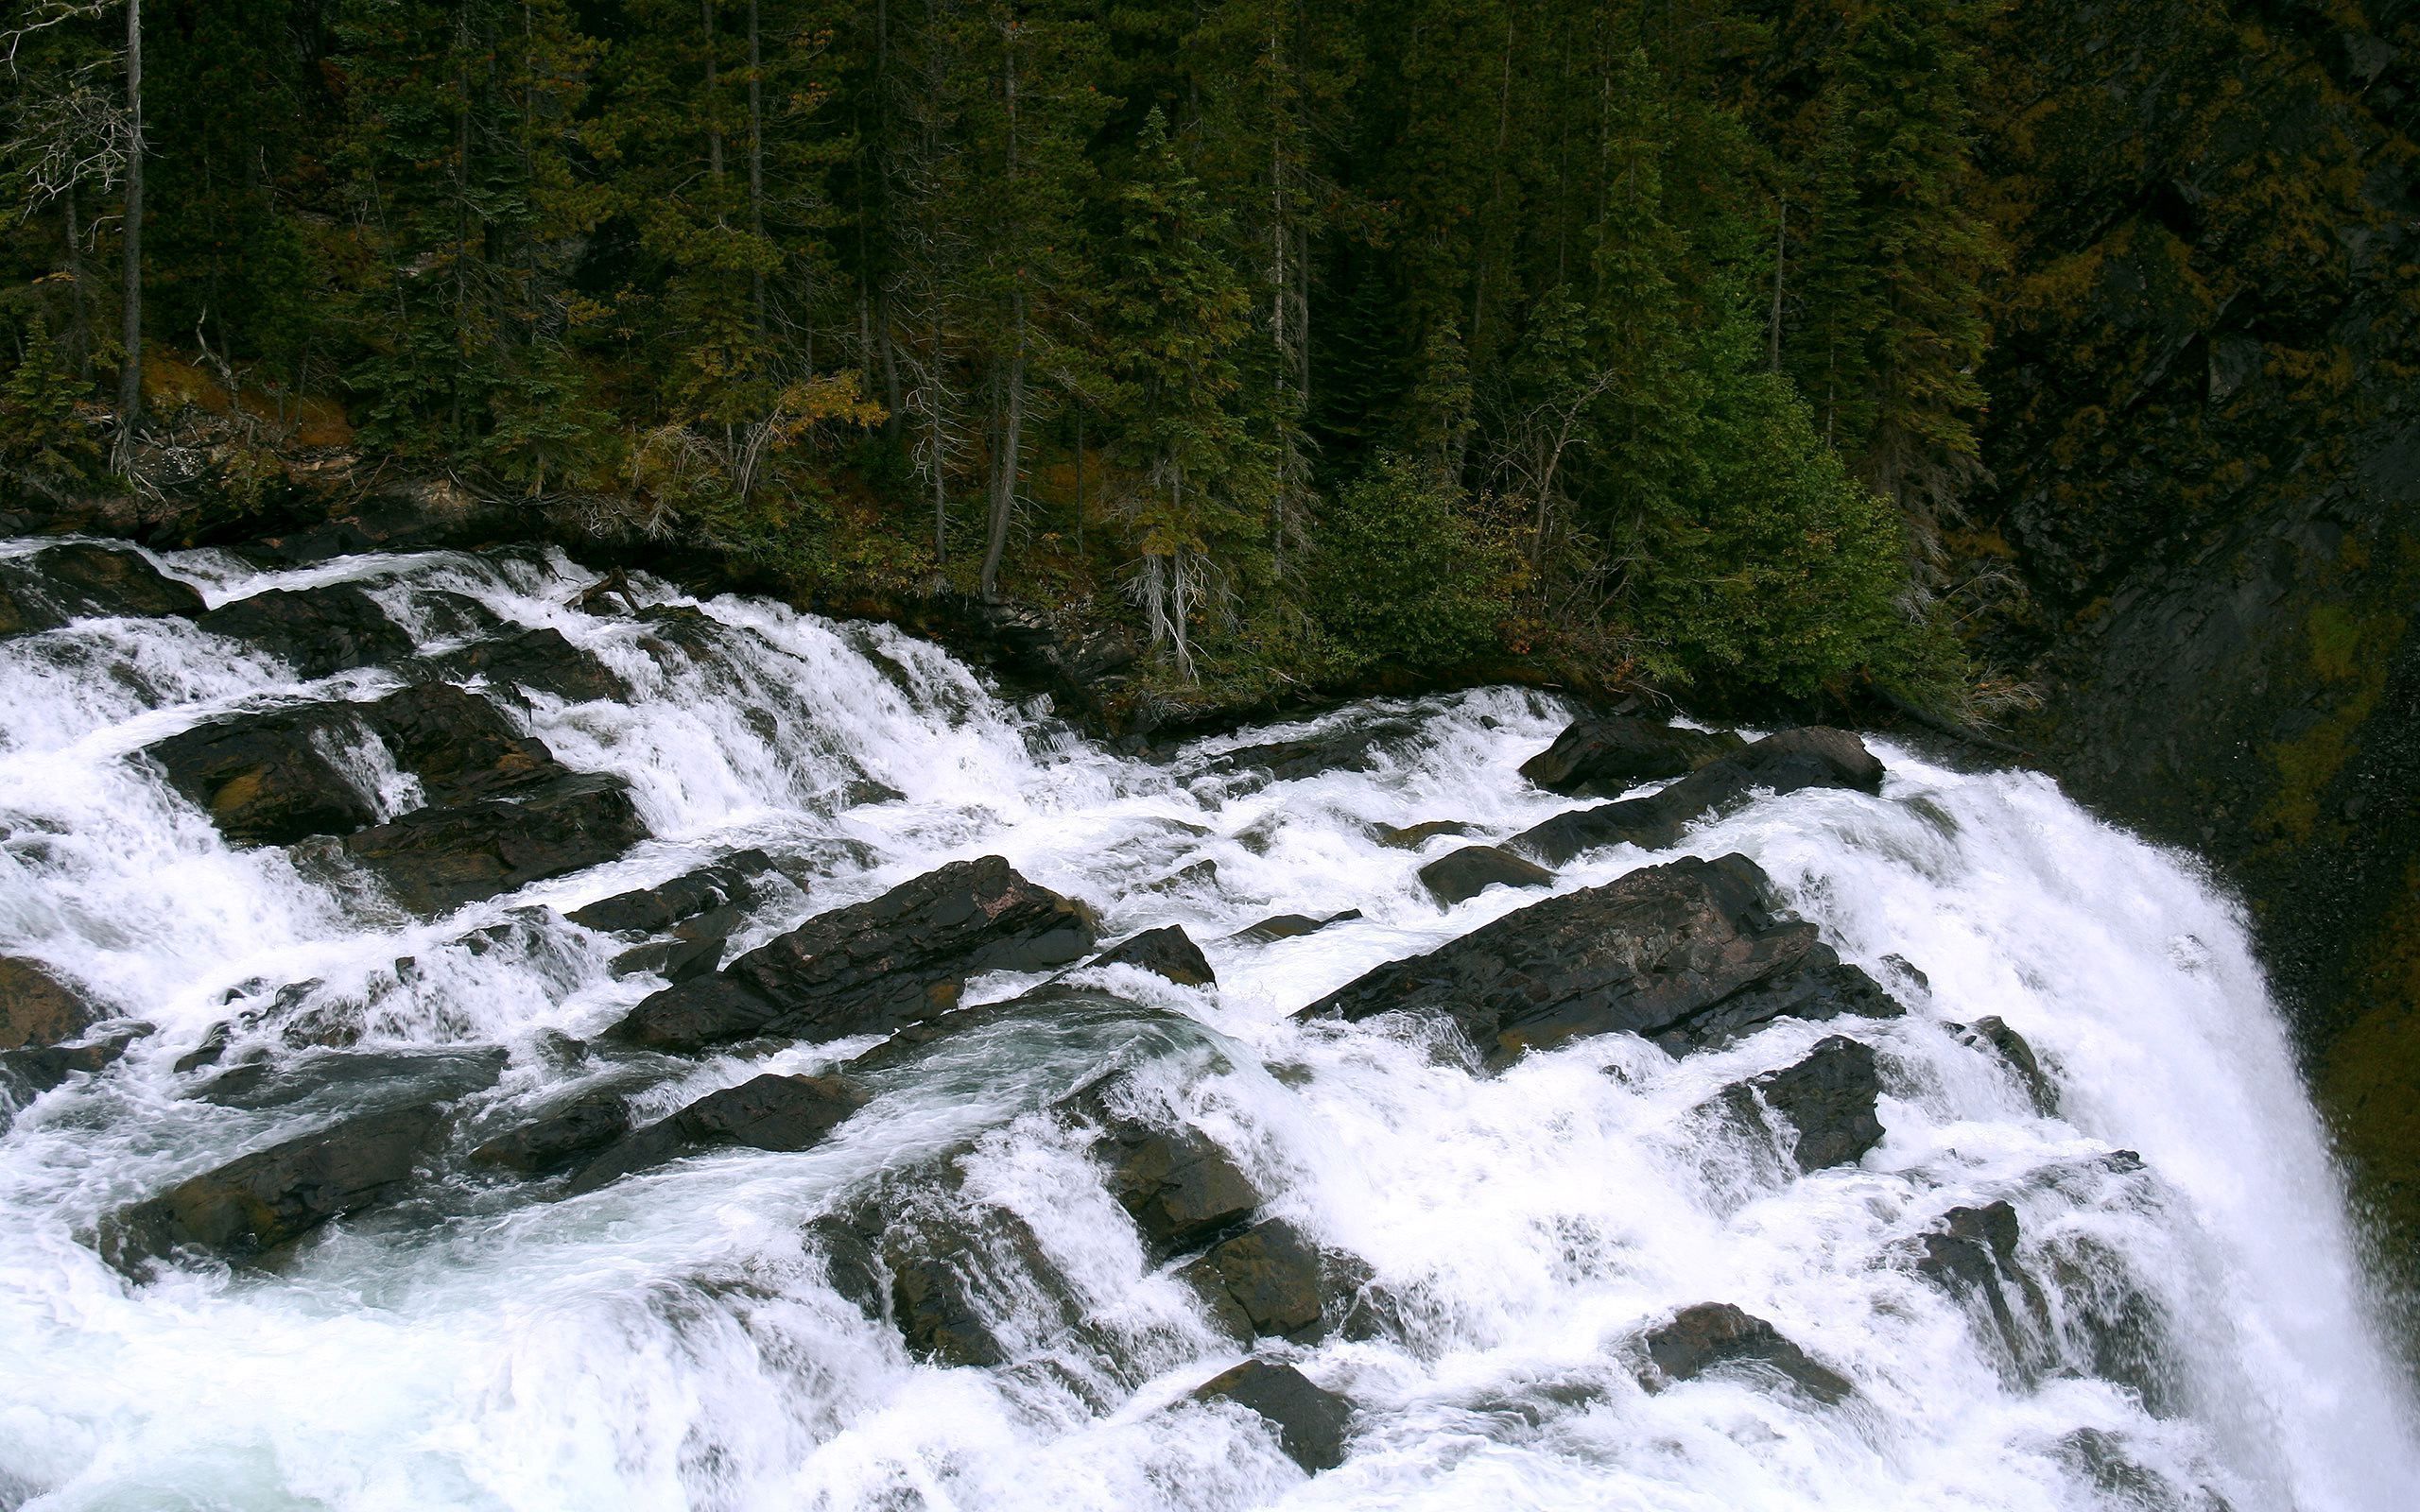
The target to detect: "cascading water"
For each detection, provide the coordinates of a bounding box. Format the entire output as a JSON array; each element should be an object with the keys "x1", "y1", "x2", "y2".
[{"x1": 0, "y1": 535, "x2": 2411, "y2": 1511}]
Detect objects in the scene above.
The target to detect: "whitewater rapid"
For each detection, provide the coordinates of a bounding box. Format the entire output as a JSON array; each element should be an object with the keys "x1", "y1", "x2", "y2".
[{"x1": 0, "y1": 539, "x2": 2411, "y2": 1510}]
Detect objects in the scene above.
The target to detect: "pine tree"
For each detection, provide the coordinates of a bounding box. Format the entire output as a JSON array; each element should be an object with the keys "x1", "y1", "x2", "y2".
[{"x1": 1098, "y1": 110, "x2": 1273, "y2": 682}]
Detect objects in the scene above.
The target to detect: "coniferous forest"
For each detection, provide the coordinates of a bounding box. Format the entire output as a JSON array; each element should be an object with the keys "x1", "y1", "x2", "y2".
[{"x1": 1, "y1": 1, "x2": 2412, "y2": 723}]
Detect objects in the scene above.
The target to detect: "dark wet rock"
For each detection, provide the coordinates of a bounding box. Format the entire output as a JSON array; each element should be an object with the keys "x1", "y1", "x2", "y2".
[
  {"x1": 1226, "y1": 910, "x2": 1361, "y2": 944},
  {"x1": 1518, "y1": 716, "x2": 1745, "y2": 798},
  {"x1": 1063, "y1": 1079, "x2": 1262, "y2": 1262},
  {"x1": 0, "y1": 956, "x2": 101, "y2": 1050},
  {"x1": 1914, "y1": 1201, "x2": 2050, "y2": 1363},
  {"x1": 1511, "y1": 728, "x2": 1887, "y2": 865},
  {"x1": 1638, "y1": 1302, "x2": 1853, "y2": 1403},
  {"x1": 2052, "y1": 1427, "x2": 2233, "y2": 1512},
  {"x1": 431, "y1": 626, "x2": 628, "y2": 706},
  {"x1": 609, "y1": 927, "x2": 729, "y2": 984},
  {"x1": 470, "y1": 1089, "x2": 633, "y2": 1175},
  {"x1": 407, "y1": 591, "x2": 506, "y2": 644},
  {"x1": 1296, "y1": 853, "x2": 1900, "y2": 1069},
  {"x1": 567, "y1": 852, "x2": 771, "y2": 935},
  {"x1": 339, "y1": 772, "x2": 650, "y2": 914},
  {"x1": 1372, "y1": 819, "x2": 1474, "y2": 850},
  {"x1": 193, "y1": 1045, "x2": 506, "y2": 1112},
  {"x1": 1954, "y1": 1015, "x2": 2060, "y2": 1114},
  {"x1": 1206, "y1": 716, "x2": 1426, "y2": 782},
  {"x1": 1181, "y1": 1217, "x2": 1330, "y2": 1343},
  {"x1": 174, "y1": 1021, "x2": 234, "y2": 1074},
  {"x1": 565, "y1": 1073, "x2": 869, "y2": 1193},
  {"x1": 1190, "y1": 1359, "x2": 1353, "y2": 1473},
  {"x1": 610, "y1": 856, "x2": 1096, "y2": 1053},
  {"x1": 1079, "y1": 926, "x2": 1216, "y2": 988},
  {"x1": 0, "y1": 1026, "x2": 144, "y2": 1103},
  {"x1": 100, "y1": 1103, "x2": 446, "y2": 1269},
  {"x1": 360, "y1": 682, "x2": 556, "y2": 804},
  {"x1": 146, "y1": 703, "x2": 381, "y2": 847},
  {"x1": 1741, "y1": 1036, "x2": 1886, "y2": 1172},
  {"x1": 194, "y1": 583, "x2": 416, "y2": 679},
  {"x1": 1418, "y1": 844, "x2": 1553, "y2": 906},
  {"x1": 0, "y1": 542, "x2": 203, "y2": 636},
  {"x1": 1880, "y1": 953, "x2": 1930, "y2": 992}
]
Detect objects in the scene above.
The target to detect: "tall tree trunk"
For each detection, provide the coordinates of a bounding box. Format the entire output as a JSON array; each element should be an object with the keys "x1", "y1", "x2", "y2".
[
  {"x1": 978, "y1": 23, "x2": 1021, "y2": 603},
  {"x1": 115, "y1": 0, "x2": 144, "y2": 455},
  {"x1": 748, "y1": 0, "x2": 766, "y2": 335},
  {"x1": 703, "y1": 0, "x2": 723, "y2": 180},
  {"x1": 452, "y1": 14, "x2": 473, "y2": 448},
  {"x1": 928, "y1": 319, "x2": 947, "y2": 567},
  {"x1": 65, "y1": 184, "x2": 91, "y2": 379}
]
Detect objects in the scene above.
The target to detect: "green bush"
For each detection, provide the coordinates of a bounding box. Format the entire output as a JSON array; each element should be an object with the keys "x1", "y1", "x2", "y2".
[{"x1": 1311, "y1": 452, "x2": 1510, "y2": 675}]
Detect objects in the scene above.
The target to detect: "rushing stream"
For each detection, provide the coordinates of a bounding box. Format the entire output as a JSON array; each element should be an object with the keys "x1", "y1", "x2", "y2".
[{"x1": 0, "y1": 537, "x2": 2412, "y2": 1511}]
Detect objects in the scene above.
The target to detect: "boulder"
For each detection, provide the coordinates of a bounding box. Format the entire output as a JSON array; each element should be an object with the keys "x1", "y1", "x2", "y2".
[
  {"x1": 1226, "y1": 909, "x2": 1360, "y2": 944},
  {"x1": 359, "y1": 682, "x2": 556, "y2": 804},
  {"x1": 1511, "y1": 728, "x2": 1887, "y2": 865},
  {"x1": 1954, "y1": 1015, "x2": 2059, "y2": 1114},
  {"x1": 471, "y1": 1089, "x2": 633, "y2": 1175},
  {"x1": 565, "y1": 1073, "x2": 869, "y2": 1193},
  {"x1": 146, "y1": 703, "x2": 381, "y2": 847},
  {"x1": 1143, "y1": 858, "x2": 1219, "y2": 893},
  {"x1": 1, "y1": 1026, "x2": 143, "y2": 1105},
  {"x1": 432, "y1": 626, "x2": 628, "y2": 706},
  {"x1": 0, "y1": 543, "x2": 202, "y2": 637},
  {"x1": 609, "y1": 925, "x2": 731, "y2": 984},
  {"x1": 1742, "y1": 1036, "x2": 1886, "y2": 1172},
  {"x1": 1190, "y1": 1360, "x2": 1353, "y2": 1473},
  {"x1": 1418, "y1": 844, "x2": 1553, "y2": 906},
  {"x1": 1912, "y1": 1200, "x2": 2048, "y2": 1359},
  {"x1": 609, "y1": 856, "x2": 1096, "y2": 1053},
  {"x1": 1295, "y1": 854, "x2": 1900, "y2": 1069},
  {"x1": 1180, "y1": 1217, "x2": 1329, "y2": 1343},
  {"x1": 0, "y1": 956, "x2": 101, "y2": 1050},
  {"x1": 193, "y1": 583, "x2": 416, "y2": 679},
  {"x1": 1371, "y1": 819, "x2": 1473, "y2": 850},
  {"x1": 1637, "y1": 1302, "x2": 1853, "y2": 1403},
  {"x1": 1079, "y1": 926, "x2": 1216, "y2": 988},
  {"x1": 1517, "y1": 716, "x2": 1743, "y2": 798},
  {"x1": 100, "y1": 1103, "x2": 445, "y2": 1269},
  {"x1": 567, "y1": 851, "x2": 771, "y2": 934},
  {"x1": 339, "y1": 771, "x2": 649, "y2": 914},
  {"x1": 1061, "y1": 1077, "x2": 1261, "y2": 1261}
]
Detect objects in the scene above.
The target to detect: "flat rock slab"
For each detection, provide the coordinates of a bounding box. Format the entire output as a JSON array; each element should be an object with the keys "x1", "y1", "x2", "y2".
[
  {"x1": 1297, "y1": 853, "x2": 1899, "y2": 1069},
  {"x1": 1191, "y1": 1359, "x2": 1353, "y2": 1473},
  {"x1": 1226, "y1": 910, "x2": 1361, "y2": 944},
  {"x1": 339, "y1": 772, "x2": 649, "y2": 914},
  {"x1": 566, "y1": 1073, "x2": 869, "y2": 1193},
  {"x1": 1518, "y1": 716, "x2": 1744, "y2": 797},
  {"x1": 1418, "y1": 844, "x2": 1553, "y2": 906},
  {"x1": 100, "y1": 1103, "x2": 446, "y2": 1270},
  {"x1": 0, "y1": 543, "x2": 202, "y2": 637},
  {"x1": 1077, "y1": 925, "x2": 1216, "y2": 987},
  {"x1": 609, "y1": 855, "x2": 1096, "y2": 1053},
  {"x1": 568, "y1": 851, "x2": 771, "y2": 934},
  {"x1": 1512, "y1": 728, "x2": 1886, "y2": 866},
  {"x1": 1639, "y1": 1302, "x2": 1853, "y2": 1403},
  {"x1": 0, "y1": 956, "x2": 101, "y2": 1050},
  {"x1": 194, "y1": 583, "x2": 416, "y2": 679},
  {"x1": 1062, "y1": 1076, "x2": 1262, "y2": 1262},
  {"x1": 471, "y1": 1089, "x2": 634, "y2": 1175},
  {"x1": 431, "y1": 625, "x2": 629, "y2": 706},
  {"x1": 1181, "y1": 1217, "x2": 1329, "y2": 1343}
]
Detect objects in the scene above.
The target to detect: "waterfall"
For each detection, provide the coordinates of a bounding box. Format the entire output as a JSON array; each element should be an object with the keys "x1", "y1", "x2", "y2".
[{"x1": 0, "y1": 536, "x2": 2411, "y2": 1510}]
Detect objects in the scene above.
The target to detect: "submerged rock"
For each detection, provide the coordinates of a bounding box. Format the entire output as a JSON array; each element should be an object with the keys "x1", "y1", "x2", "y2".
[
  {"x1": 194, "y1": 1045, "x2": 506, "y2": 1111},
  {"x1": 609, "y1": 856, "x2": 1096, "y2": 1053},
  {"x1": 1, "y1": 1026, "x2": 144, "y2": 1104},
  {"x1": 1517, "y1": 716, "x2": 1743, "y2": 797},
  {"x1": 471, "y1": 1089, "x2": 634, "y2": 1175},
  {"x1": 1512, "y1": 728, "x2": 1886, "y2": 865},
  {"x1": 1296, "y1": 853, "x2": 1899, "y2": 1069},
  {"x1": 1739, "y1": 1035, "x2": 1887, "y2": 1172},
  {"x1": 565, "y1": 1073, "x2": 869, "y2": 1193},
  {"x1": 1077, "y1": 925, "x2": 1216, "y2": 988},
  {"x1": 1371, "y1": 819, "x2": 1473, "y2": 850},
  {"x1": 1913, "y1": 1200, "x2": 2049, "y2": 1364},
  {"x1": 1204, "y1": 716, "x2": 1426, "y2": 782},
  {"x1": 360, "y1": 682, "x2": 557, "y2": 804},
  {"x1": 1062, "y1": 1079, "x2": 1262, "y2": 1262},
  {"x1": 1417, "y1": 843, "x2": 1553, "y2": 906},
  {"x1": 146, "y1": 702, "x2": 381, "y2": 847},
  {"x1": 339, "y1": 772, "x2": 649, "y2": 914},
  {"x1": 100, "y1": 1103, "x2": 447, "y2": 1269},
  {"x1": 0, "y1": 543, "x2": 202, "y2": 637},
  {"x1": 0, "y1": 956, "x2": 101, "y2": 1050},
  {"x1": 1190, "y1": 1359, "x2": 1354, "y2": 1473},
  {"x1": 193, "y1": 583, "x2": 416, "y2": 679},
  {"x1": 1228, "y1": 911, "x2": 1361, "y2": 944},
  {"x1": 1638, "y1": 1302, "x2": 1853, "y2": 1403},
  {"x1": 1954, "y1": 1015, "x2": 2060, "y2": 1114}
]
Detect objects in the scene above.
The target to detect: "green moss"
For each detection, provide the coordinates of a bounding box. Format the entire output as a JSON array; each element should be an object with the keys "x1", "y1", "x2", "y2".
[
  {"x1": 2256, "y1": 601, "x2": 2404, "y2": 844},
  {"x1": 2308, "y1": 603, "x2": 2369, "y2": 684},
  {"x1": 2319, "y1": 863, "x2": 2420, "y2": 1315}
]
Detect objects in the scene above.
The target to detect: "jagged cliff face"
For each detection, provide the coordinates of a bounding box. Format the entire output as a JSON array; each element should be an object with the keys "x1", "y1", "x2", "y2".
[{"x1": 1974, "y1": 0, "x2": 2420, "y2": 1292}]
